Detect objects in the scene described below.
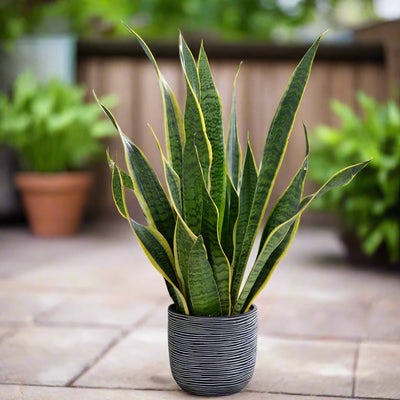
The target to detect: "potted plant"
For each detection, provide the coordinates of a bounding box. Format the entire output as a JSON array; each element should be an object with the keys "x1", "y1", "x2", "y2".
[
  {"x1": 309, "y1": 92, "x2": 400, "y2": 267},
  {"x1": 0, "y1": 72, "x2": 115, "y2": 236},
  {"x1": 100, "y1": 27, "x2": 369, "y2": 396}
]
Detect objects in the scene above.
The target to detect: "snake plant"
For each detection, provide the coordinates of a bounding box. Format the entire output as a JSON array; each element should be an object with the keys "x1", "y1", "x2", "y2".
[{"x1": 99, "y1": 28, "x2": 370, "y2": 316}]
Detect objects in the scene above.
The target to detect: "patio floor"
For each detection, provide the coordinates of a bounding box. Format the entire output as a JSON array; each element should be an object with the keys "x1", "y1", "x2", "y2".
[{"x1": 0, "y1": 220, "x2": 400, "y2": 400}]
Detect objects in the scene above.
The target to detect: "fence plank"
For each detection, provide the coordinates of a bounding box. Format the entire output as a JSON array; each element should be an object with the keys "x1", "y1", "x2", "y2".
[
  {"x1": 356, "y1": 62, "x2": 388, "y2": 101},
  {"x1": 329, "y1": 63, "x2": 356, "y2": 126},
  {"x1": 78, "y1": 54, "x2": 386, "y2": 220}
]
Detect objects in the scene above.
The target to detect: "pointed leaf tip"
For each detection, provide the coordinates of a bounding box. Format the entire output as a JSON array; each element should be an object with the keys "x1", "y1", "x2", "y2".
[
  {"x1": 106, "y1": 148, "x2": 115, "y2": 169},
  {"x1": 302, "y1": 123, "x2": 309, "y2": 156},
  {"x1": 92, "y1": 89, "x2": 98, "y2": 101}
]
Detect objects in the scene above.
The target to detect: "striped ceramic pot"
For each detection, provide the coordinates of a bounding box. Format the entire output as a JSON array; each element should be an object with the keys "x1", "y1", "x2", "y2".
[{"x1": 168, "y1": 304, "x2": 257, "y2": 396}]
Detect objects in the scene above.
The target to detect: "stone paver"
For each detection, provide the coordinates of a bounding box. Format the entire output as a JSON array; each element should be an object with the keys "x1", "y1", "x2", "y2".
[
  {"x1": 355, "y1": 342, "x2": 400, "y2": 399},
  {"x1": 0, "y1": 223, "x2": 399, "y2": 399},
  {"x1": 249, "y1": 336, "x2": 356, "y2": 396},
  {"x1": 0, "y1": 229, "x2": 75, "y2": 278},
  {"x1": 0, "y1": 327, "x2": 13, "y2": 341},
  {"x1": 0, "y1": 385, "x2": 365, "y2": 400},
  {"x1": 1, "y1": 252, "x2": 168, "y2": 304},
  {"x1": 77, "y1": 327, "x2": 356, "y2": 397},
  {"x1": 0, "y1": 326, "x2": 119, "y2": 385},
  {"x1": 139, "y1": 301, "x2": 170, "y2": 328},
  {"x1": 1, "y1": 222, "x2": 165, "y2": 298},
  {"x1": 36, "y1": 294, "x2": 158, "y2": 328},
  {"x1": 257, "y1": 297, "x2": 368, "y2": 340},
  {"x1": 75, "y1": 327, "x2": 175, "y2": 390},
  {"x1": 0, "y1": 293, "x2": 63, "y2": 323},
  {"x1": 367, "y1": 299, "x2": 400, "y2": 340},
  {"x1": 263, "y1": 229, "x2": 400, "y2": 303}
]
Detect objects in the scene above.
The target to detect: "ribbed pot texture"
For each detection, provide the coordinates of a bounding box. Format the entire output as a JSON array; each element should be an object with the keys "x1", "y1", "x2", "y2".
[
  {"x1": 168, "y1": 304, "x2": 257, "y2": 396},
  {"x1": 15, "y1": 172, "x2": 92, "y2": 237}
]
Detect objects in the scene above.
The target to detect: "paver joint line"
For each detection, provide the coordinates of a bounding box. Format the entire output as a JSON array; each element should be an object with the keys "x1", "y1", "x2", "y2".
[
  {"x1": 257, "y1": 331, "x2": 363, "y2": 343},
  {"x1": 0, "y1": 382, "x2": 398, "y2": 399},
  {"x1": 65, "y1": 333, "x2": 126, "y2": 387},
  {"x1": 268, "y1": 390, "x2": 399, "y2": 399},
  {"x1": 0, "y1": 327, "x2": 21, "y2": 343},
  {"x1": 60, "y1": 299, "x2": 161, "y2": 387},
  {"x1": 352, "y1": 342, "x2": 361, "y2": 397},
  {"x1": 63, "y1": 303, "x2": 159, "y2": 388},
  {"x1": 32, "y1": 299, "x2": 65, "y2": 322},
  {"x1": 33, "y1": 320, "x2": 127, "y2": 330},
  {"x1": 131, "y1": 300, "x2": 164, "y2": 329}
]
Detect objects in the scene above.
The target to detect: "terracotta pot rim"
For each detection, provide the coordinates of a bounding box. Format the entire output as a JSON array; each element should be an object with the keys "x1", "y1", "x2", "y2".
[
  {"x1": 15, "y1": 171, "x2": 92, "y2": 192},
  {"x1": 16, "y1": 171, "x2": 91, "y2": 178}
]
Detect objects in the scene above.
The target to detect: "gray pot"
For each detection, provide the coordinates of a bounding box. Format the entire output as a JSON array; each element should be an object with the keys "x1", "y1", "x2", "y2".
[{"x1": 168, "y1": 304, "x2": 257, "y2": 396}]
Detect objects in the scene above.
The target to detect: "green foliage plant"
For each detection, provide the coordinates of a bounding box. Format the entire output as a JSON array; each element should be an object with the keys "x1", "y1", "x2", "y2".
[
  {"x1": 309, "y1": 92, "x2": 400, "y2": 264},
  {"x1": 101, "y1": 27, "x2": 370, "y2": 316},
  {"x1": 0, "y1": 72, "x2": 115, "y2": 173},
  {"x1": 0, "y1": 0, "x2": 376, "y2": 46},
  {"x1": 0, "y1": 0, "x2": 47, "y2": 48}
]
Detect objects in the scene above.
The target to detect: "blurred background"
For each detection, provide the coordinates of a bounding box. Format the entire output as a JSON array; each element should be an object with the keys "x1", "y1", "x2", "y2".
[
  {"x1": 1, "y1": 4, "x2": 400, "y2": 395},
  {"x1": 1, "y1": 0, "x2": 399, "y2": 267}
]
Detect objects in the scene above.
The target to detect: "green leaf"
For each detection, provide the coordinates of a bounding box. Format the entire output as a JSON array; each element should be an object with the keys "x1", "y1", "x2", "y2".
[
  {"x1": 107, "y1": 150, "x2": 134, "y2": 192},
  {"x1": 148, "y1": 125, "x2": 182, "y2": 215},
  {"x1": 230, "y1": 34, "x2": 323, "y2": 304},
  {"x1": 164, "y1": 156, "x2": 183, "y2": 215},
  {"x1": 179, "y1": 33, "x2": 200, "y2": 100},
  {"x1": 182, "y1": 144, "x2": 231, "y2": 313},
  {"x1": 236, "y1": 127, "x2": 310, "y2": 313},
  {"x1": 198, "y1": 43, "x2": 226, "y2": 233},
  {"x1": 110, "y1": 164, "x2": 127, "y2": 219},
  {"x1": 179, "y1": 34, "x2": 212, "y2": 188},
  {"x1": 231, "y1": 139, "x2": 258, "y2": 303},
  {"x1": 258, "y1": 125, "x2": 309, "y2": 254},
  {"x1": 130, "y1": 221, "x2": 188, "y2": 315},
  {"x1": 130, "y1": 220, "x2": 179, "y2": 288},
  {"x1": 240, "y1": 218, "x2": 300, "y2": 313},
  {"x1": 125, "y1": 25, "x2": 184, "y2": 177},
  {"x1": 221, "y1": 176, "x2": 239, "y2": 263},
  {"x1": 188, "y1": 236, "x2": 222, "y2": 316},
  {"x1": 122, "y1": 134, "x2": 176, "y2": 246},
  {"x1": 165, "y1": 281, "x2": 186, "y2": 314},
  {"x1": 174, "y1": 216, "x2": 197, "y2": 307},
  {"x1": 234, "y1": 159, "x2": 370, "y2": 314},
  {"x1": 97, "y1": 101, "x2": 175, "y2": 247},
  {"x1": 182, "y1": 137, "x2": 204, "y2": 235},
  {"x1": 227, "y1": 63, "x2": 242, "y2": 189},
  {"x1": 112, "y1": 164, "x2": 188, "y2": 315},
  {"x1": 198, "y1": 153, "x2": 231, "y2": 315}
]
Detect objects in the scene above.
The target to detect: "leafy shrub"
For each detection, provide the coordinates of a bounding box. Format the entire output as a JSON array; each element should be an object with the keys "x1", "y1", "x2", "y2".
[
  {"x1": 309, "y1": 92, "x2": 400, "y2": 263},
  {"x1": 0, "y1": 72, "x2": 115, "y2": 172}
]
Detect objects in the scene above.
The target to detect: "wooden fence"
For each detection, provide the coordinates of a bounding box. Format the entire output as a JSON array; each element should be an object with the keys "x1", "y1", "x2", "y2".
[{"x1": 77, "y1": 40, "x2": 386, "y2": 220}]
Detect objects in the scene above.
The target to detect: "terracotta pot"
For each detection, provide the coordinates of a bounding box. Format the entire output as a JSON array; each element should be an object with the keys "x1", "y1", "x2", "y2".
[{"x1": 15, "y1": 172, "x2": 92, "y2": 237}]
